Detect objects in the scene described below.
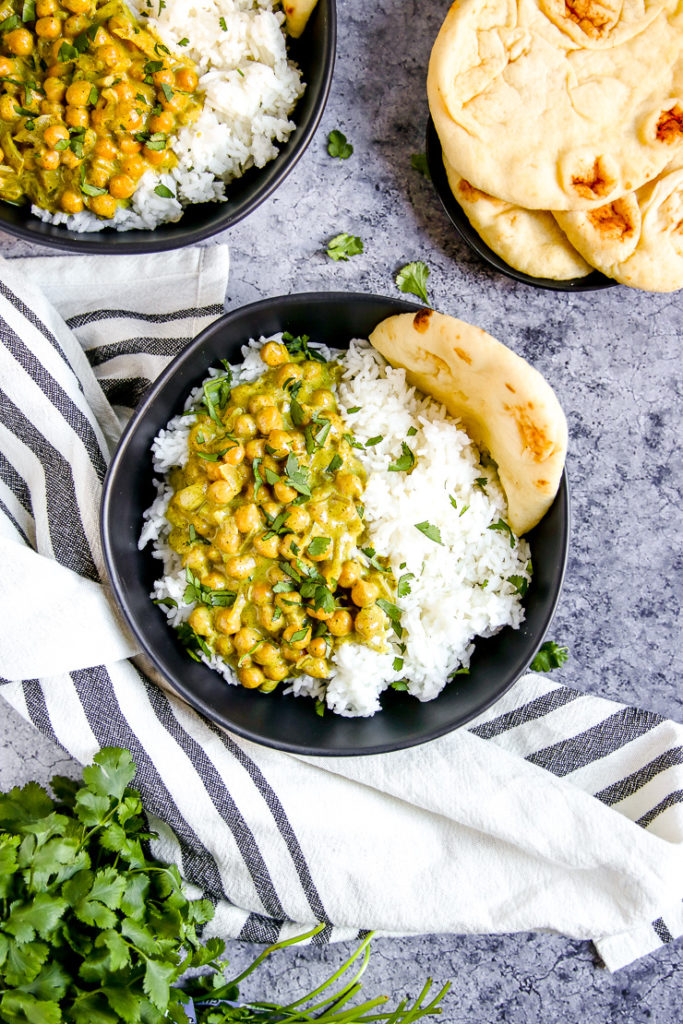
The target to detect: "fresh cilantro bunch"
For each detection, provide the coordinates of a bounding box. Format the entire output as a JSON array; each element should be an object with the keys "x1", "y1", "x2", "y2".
[
  {"x1": 0, "y1": 748, "x2": 217, "y2": 1024},
  {"x1": 0, "y1": 750, "x2": 450, "y2": 1024}
]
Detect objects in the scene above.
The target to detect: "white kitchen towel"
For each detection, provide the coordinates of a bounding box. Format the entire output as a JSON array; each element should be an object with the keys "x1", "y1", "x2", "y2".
[{"x1": 0, "y1": 250, "x2": 681, "y2": 973}]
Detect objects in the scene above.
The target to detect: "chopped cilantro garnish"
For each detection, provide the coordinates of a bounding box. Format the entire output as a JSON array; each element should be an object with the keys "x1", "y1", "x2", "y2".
[
  {"x1": 411, "y1": 152, "x2": 430, "y2": 179},
  {"x1": 326, "y1": 232, "x2": 364, "y2": 262},
  {"x1": 326, "y1": 453, "x2": 343, "y2": 473},
  {"x1": 308, "y1": 537, "x2": 331, "y2": 558},
  {"x1": 395, "y1": 261, "x2": 430, "y2": 304},
  {"x1": 219, "y1": 15, "x2": 227, "y2": 29},
  {"x1": 487, "y1": 518, "x2": 516, "y2": 549},
  {"x1": 327, "y1": 128, "x2": 353, "y2": 159},
  {"x1": 388, "y1": 442, "x2": 415, "y2": 472},
  {"x1": 414, "y1": 521, "x2": 443, "y2": 545},
  {"x1": 154, "y1": 183, "x2": 175, "y2": 199},
  {"x1": 530, "y1": 641, "x2": 569, "y2": 673},
  {"x1": 376, "y1": 598, "x2": 402, "y2": 637},
  {"x1": 397, "y1": 572, "x2": 415, "y2": 598}
]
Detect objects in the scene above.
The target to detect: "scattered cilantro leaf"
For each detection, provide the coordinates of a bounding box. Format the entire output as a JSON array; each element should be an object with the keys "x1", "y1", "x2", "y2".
[
  {"x1": 530, "y1": 641, "x2": 569, "y2": 673},
  {"x1": 411, "y1": 152, "x2": 430, "y2": 179},
  {"x1": 395, "y1": 260, "x2": 430, "y2": 303},
  {"x1": 154, "y1": 183, "x2": 176, "y2": 199},
  {"x1": 487, "y1": 517, "x2": 516, "y2": 549},
  {"x1": 388, "y1": 442, "x2": 415, "y2": 473},
  {"x1": 308, "y1": 536, "x2": 331, "y2": 558},
  {"x1": 397, "y1": 572, "x2": 415, "y2": 598},
  {"x1": 326, "y1": 232, "x2": 364, "y2": 262},
  {"x1": 326, "y1": 453, "x2": 343, "y2": 473},
  {"x1": 414, "y1": 521, "x2": 443, "y2": 545},
  {"x1": 376, "y1": 598, "x2": 402, "y2": 637},
  {"x1": 327, "y1": 128, "x2": 353, "y2": 159}
]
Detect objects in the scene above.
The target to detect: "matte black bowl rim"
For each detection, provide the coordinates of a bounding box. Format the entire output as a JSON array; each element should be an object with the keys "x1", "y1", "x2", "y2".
[
  {"x1": 0, "y1": 2, "x2": 337, "y2": 254},
  {"x1": 425, "y1": 117, "x2": 617, "y2": 293},
  {"x1": 101, "y1": 292, "x2": 570, "y2": 755}
]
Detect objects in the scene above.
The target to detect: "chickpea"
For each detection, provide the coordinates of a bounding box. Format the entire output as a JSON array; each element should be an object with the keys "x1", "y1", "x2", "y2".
[
  {"x1": 328, "y1": 609, "x2": 353, "y2": 636},
  {"x1": 336, "y1": 472, "x2": 363, "y2": 499},
  {"x1": 254, "y1": 406, "x2": 282, "y2": 435},
  {"x1": 238, "y1": 666, "x2": 265, "y2": 689},
  {"x1": 0, "y1": 95, "x2": 19, "y2": 121},
  {"x1": 144, "y1": 145, "x2": 168, "y2": 166},
  {"x1": 120, "y1": 153, "x2": 146, "y2": 179},
  {"x1": 6, "y1": 29, "x2": 33, "y2": 56},
  {"x1": 355, "y1": 605, "x2": 388, "y2": 639},
  {"x1": 0, "y1": 57, "x2": 13, "y2": 75},
  {"x1": 63, "y1": 0, "x2": 91, "y2": 11},
  {"x1": 43, "y1": 77, "x2": 66, "y2": 102},
  {"x1": 214, "y1": 523, "x2": 240, "y2": 554},
  {"x1": 97, "y1": 45, "x2": 120, "y2": 68},
  {"x1": 351, "y1": 580, "x2": 379, "y2": 608},
  {"x1": 120, "y1": 135, "x2": 142, "y2": 154},
  {"x1": 215, "y1": 636, "x2": 234, "y2": 659},
  {"x1": 119, "y1": 104, "x2": 143, "y2": 131},
  {"x1": 251, "y1": 581, "x2": 273, "y2": 606},
  {"x1": 247, "y1": 394, "x2": 271, "y2": 415},
  {"x1": 66, "y1": 106, "x2": 89, "y2": 128},
  {"x1": 244, "y1": 438, "x2": 266, "y2": 461},
  {"x1": 234, "y1": 503, "x2": 261, "y2": 533},
  {"x1": 302, "y1": 361, "x2": 323, "y2": 383},
  {"x1": 233, "y1": 413, "x2": 256, "y2": 438},
  {"x1": 188, "y1": 606, "x2": 212, "y2": 636},
  {"x1": 285, "y1": 506, "x2": 309, "y2": 532},
  {"x1": 310, "y1": 388, "x2": 334, "y2": 409},
  {"x1": 263, "y1": 659, "x2": 289, "y2": 682},
  {"x1": 234, "y1": 627, "x2": 261, "y2": 656},
  {"x1": 160, "y1": 91, "x2": 186, "y2": 114},
  {"x1": 107, "y1": 14, "x2": 129, "y2": 31},
  {"x1": 112, "y1": 80, "x2": 135, "y2": 103},
  {"x1": 60, "y1": 148, "x2": 83, "y2": 169},
  {"x1": 108, "y1": 173, "x2": 136, "y2": 199},
  {"x1": 338, "y1": 560, "x2": 362, "y2": 588},
  {"x1": 308, "y1": 636, "x2": 327, "y2": 658},
  {"x1": 272, "y1": 481, "x2": 296, "y2": 504},
  {"x1": 253, "y1": 532, "x2": 280, "y2": 559},
  {"x1": 39, "y1": 100, "x2": 61, "y2": 116},
  {"x1": 89, "y1": 165, "x2": 110, "y2": 189},
  {"x1": 260, "y1": 341, "x2": 288, "y2": 367},
  {"x1": 60, "y1": 189, "x2": 84, "y2": 214},
  {"x1": 275, "y1": 590, "x2": 301, "y2": 612},
  {"x1": 274, "y1": 362, "x2": 303, "y2": 388},
  {"x1": 253, "y1": 642, "x2": 281, "y2": 667},
  {"x1": 64, "y1": 14, "x2": 89, "y2": 36},
  {"x1": 149, "y1": 109, "x2": 175, "y2": 133},
  {"x1": 307, "y1": 604, "x2": 333, "y2": 622},
  {"x1": 65, "y1": 81, "x2": 92, "y2": 107},
  {"x1": 267, "y1": 430, "x2": 293, "y2": 460},
  {"x1": 259, "y1": 604, "x2": 284, "y2": 633},
  {"x1": 225, "y1": 554, "x2": 256, "y2": 580},
  {"x1": 222, "y1": 443, "x2": 245, "y2": 467},
  {"x1": 153, "y1": 67, "x2": 174, "y2": 88},
  {"x1": 283, "y1": 623, "x2": 311, "y2": 650},
  {"x1": 203, "y1": 571, "x2": 227, "y2": 591},
  {"x1": 207, "y1": 480, "x2": 236, "y2": 504},
  {"x1": 261, "y1": 500, "x2": 282, "y2": 520},
  {"x1": 289, "y1": 431, "x2": 307, "y2": 455},
  {"x1": 94, "y1": 137, "x2": 118, "y2": 160},
  {"x1": 43, "y1": 124, "x2": 69, "y2": 149},
  {"x1": 175, "y1": 66, "x2": 198, "y2": 92},
  {"x1": 215, "y1": 607, "x2": 241, "y2": 635},
  {"x1": 279, "y1": 534, "x2": 301, "y2": 560},
  {"x1": 35, "y1": 0, "x2": 56, "y2": 14},
  {"x1": 36, "y1": 17, "x2": 61, "y2": 38},
  {"x1": 38, "y1": 149, "x2": 61, "y2": 170},
  {"x1": 305, "y1": 657, "x2": 329, "y2": 679}
]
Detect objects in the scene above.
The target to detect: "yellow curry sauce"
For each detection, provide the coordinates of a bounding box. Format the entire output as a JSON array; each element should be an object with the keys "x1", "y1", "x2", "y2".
[
  {"x1": 0, "y1": 0, "x2": 201, "y2": 217},
  {"x1": 165, "y1": 339, "x2": 397, "y2": 694}
]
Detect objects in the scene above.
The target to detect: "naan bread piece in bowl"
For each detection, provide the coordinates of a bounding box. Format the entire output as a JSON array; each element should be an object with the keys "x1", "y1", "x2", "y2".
[
  {"x1": 427, "y1": 0, "x2": 683, "y2": 210},
  {"x1": 285, "y1": 0, "x2": 320, "y2": 37},
  {"x1": 555, "y1": 163, "x2": 683, "y2": 290},
  {"x1": 369, "y1": 310, "x2": 567, "y2": 536},
  {"x1": 443, "y1": 158, "x2": 592, "y2": 280}
]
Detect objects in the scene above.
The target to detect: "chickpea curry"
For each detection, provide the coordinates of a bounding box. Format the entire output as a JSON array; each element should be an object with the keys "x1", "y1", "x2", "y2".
[
  {"x1": 0, "y1": 0, "x2": 201, "y2": 217},
  {"x1": 164, "y1": 337, "x2": 398, "y2": 694}
]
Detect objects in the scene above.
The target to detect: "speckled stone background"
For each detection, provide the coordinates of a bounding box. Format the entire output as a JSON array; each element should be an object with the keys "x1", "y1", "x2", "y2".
[{"x1": 1, "y1": 0, "x2": 681, "y2": 1019}]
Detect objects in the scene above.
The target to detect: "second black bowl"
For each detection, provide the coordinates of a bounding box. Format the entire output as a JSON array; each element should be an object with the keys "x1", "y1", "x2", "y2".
[
  {"x1": 101, "y1": 292, "x2": 570, "y2": 755},
  {"x1": 0, "y1": 2, "x2": 336, "y2": 254},
  {"x1": 425, "y1": 118, "x2": 615, "y2": 292}
]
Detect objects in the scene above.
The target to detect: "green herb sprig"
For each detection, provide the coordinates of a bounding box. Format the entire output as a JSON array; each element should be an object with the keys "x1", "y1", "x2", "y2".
[
  {"x1": 395, "y1": 261, "x2": 430, "y2": 304},
  {"x1": 530, "y1": 641, "x2": 569, "y2": 672}
]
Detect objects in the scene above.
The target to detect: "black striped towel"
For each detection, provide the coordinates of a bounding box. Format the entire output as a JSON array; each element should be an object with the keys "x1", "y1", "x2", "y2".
[{"x1": 0, "y1": 248, "x2": 681, "y2": 972}]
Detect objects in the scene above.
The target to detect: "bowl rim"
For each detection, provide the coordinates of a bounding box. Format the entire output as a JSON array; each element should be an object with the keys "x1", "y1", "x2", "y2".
[
  {"x1": 425, "y1": 117, "x2": 617, "y2": 293},
  {"x1": 101, "y1": 291, "x2": 570, "y2": 755},
  {"x1": 0, "y1": 1, "x2": 337, "y2": 254}
]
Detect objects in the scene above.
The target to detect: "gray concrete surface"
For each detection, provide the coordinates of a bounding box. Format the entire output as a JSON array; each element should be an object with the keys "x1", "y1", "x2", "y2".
[{"x1": 0, "y1": 0, "x2": 681, "y2": 1019}]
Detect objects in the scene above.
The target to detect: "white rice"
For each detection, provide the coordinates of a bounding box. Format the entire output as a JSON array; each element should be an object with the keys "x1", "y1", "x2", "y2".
[
  {"x1": 140, "y1": 338, "x2": 532, "y2": 717},
  {"x1": 34, "y1": 0, "x2": 304, "y2": 232}
]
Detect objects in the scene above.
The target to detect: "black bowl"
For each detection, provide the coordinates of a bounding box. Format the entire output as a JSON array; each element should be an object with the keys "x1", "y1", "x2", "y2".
[
  {"x1": 101, "y1": 292, "x2": 570, "y2": 755},
  {"x1": 0, "y1": 3, "x2": 336, "y2": 254},
  {"x1": 425, "y1": 118, "x2": 616, "y2": 292}
]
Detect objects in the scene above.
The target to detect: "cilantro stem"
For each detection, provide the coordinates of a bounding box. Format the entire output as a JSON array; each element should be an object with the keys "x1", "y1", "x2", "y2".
[{"x1": 224, "y1": 922, "x2": 326, "y2": 986}]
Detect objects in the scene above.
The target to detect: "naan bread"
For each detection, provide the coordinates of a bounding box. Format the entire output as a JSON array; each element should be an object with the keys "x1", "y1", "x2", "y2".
[
  {"x1": 444, "y1": 156, "x2": 592, "y2": 279},
  {"x1": 284, "y1": 0, "x2": 319, "y2": 37},
  {"x1": 369, "y1": 311, "x2": 567, "y2": 535},
  {"x1": 428, "y1": 0, "x2": 683, "y2": 210},
  {"x1": 555, "y1": 163, "x2": 683, "y2": 290}
]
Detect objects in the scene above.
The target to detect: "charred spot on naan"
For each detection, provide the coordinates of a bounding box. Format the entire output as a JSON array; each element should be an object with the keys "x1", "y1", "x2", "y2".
[
  {"x1": 570, "y1": 156, "x2": 618, "y2": 200},
  {"x1": 456, "y1": 178, "x2": 504, "y2": 206},
  {"x1": 506, "y1": 402, "x2": 558, "y2": 463},
  {"x1": 563, "y1": 0, "x2": 620, "y2": 39},
  {"x1": 412, "y1": 309, "x2": 434, "y2": 334},
  {"x1": 587, "y1": 197, "x2": 638, "y2": 240},
  {"x1": 656, "y1": 106, "x2": 683, "y2": 144}
]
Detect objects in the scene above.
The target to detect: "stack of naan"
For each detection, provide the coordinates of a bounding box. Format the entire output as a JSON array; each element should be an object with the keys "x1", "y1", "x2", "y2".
[{"x1": 427, "y1": 0, "x2": 683, "y2": 289}]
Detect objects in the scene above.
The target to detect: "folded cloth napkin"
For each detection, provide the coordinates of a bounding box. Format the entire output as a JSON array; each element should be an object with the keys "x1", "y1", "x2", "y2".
[{"x1": 0, "y1": 250, "x2": 681, "y2": 973}]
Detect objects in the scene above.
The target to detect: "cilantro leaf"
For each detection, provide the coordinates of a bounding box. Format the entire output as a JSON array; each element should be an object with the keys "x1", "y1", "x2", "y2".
[
  {"x1": 397, "y1": 572, "x2": 415, "y2": 598},
  {"x1": 530, "y1": 641, "x2": 569, "y2": 673},
  {"x1": 376, "y1": 598, "x2": 402, "y2": 637},
  {"x1": 395, "y1": 261, "x2": 430, "y2": 303},
  {"x1": 82, "y1": 747, "x2": 135, "y2": 801},
  {"x1": 507, "y1": 574, "x2": 529, "y2": 596},
  {"x1": 307, "y1": 536, "x2": 331, "y2": 557},
  {"x1": 327, "y1": 128, "x2": 353, "y2": 159},
  {"x1": 388, "y1": 442, "x2": 415, "y2": 472},
  {"x1": 487, "y1": 517, "x2": 516, "y2": 549},
  {"x1": 411, "y1": 152, "x2": 430, "y2": 179},
  {"x1": 414, "y1": 521, "x2": 443, "y2": 545},
  {"x1": 326, "y1": 453, "x2": 342, "y2": 473},
  {"x1": 154, "y1": 183, "x2": 175, "y2": 199},
  {"x1": 326, "y1": 232, "x2": 363, "y2": 262}
]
